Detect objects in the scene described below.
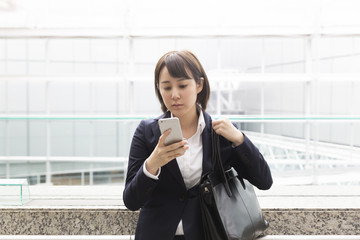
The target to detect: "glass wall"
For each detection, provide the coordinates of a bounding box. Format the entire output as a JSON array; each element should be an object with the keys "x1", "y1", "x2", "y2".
[{"x1": 1, "y1": 0, "x2": 360, "y2": 186}]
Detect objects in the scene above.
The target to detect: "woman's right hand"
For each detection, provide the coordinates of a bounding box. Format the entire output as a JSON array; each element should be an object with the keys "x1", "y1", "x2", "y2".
[{"x1": 145, "y1": 129, "x2": 189, "y2": 175}]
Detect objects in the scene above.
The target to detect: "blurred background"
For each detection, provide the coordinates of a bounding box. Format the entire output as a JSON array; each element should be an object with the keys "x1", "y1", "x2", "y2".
[{"x1": 0, "y1": 0, "x2": 360, "y2": 186}]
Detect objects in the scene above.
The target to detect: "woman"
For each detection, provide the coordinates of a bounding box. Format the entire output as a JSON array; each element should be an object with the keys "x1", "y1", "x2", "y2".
[{"x1": 123, "y1": 50, "x2": 273, "y2": 240}]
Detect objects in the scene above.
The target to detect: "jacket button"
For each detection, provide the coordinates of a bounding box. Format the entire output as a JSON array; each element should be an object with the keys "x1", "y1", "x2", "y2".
[{"x1": 179, "y1": 196, "x2": 185, "y2": 202}]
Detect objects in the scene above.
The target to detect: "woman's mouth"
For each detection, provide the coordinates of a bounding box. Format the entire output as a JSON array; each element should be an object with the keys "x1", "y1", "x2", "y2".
[{"x1": 172, "y1": 104, "x2": 183, "y2": 108}]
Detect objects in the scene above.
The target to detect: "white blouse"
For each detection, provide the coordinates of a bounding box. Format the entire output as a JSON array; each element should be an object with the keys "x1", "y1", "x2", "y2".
[{"x1": 176, "y1": 111, "x2": 205, "y2": 189}]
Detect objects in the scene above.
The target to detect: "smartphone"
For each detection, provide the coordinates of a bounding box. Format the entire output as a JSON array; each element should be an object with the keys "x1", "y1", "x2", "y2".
[{"x1": 158, "y1": 117, "x2": 183, "y2": 146}]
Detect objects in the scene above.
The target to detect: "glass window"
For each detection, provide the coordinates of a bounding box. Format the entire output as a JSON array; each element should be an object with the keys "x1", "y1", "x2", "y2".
[
  {"x1": 317, "y1": 37, "x2": 360, "y2": 73},
  {"x1": 1, "y1": 1, "x2": 360, "y2": 189},
  {"x1": 264, "y1": 38, "x2": 305, "y2": 73},
  {"x1": 221, "y1": 39, "x2": 263, "y2": 72}
]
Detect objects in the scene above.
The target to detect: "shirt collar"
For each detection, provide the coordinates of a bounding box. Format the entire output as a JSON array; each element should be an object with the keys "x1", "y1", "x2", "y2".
[
  {"x1": 198, "y1": 110, "x2": 206, "y2": 134},
  {"x1": 170, "y1": 110, "x2": 206, "y2": 134}
]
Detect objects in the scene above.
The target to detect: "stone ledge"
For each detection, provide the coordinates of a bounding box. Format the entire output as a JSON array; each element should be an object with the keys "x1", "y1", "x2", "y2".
[
  {"x1": 0, "y1": 236, "x2": 359, "y2": 240},
  {"x1": 263, "y1": 208, "x2": 360, "y2": 235},
  {"x1": 1, "y1": 208, "x2": 359, "y2": 235},
  {"x1": 1, "y1": 185, "x2": 359, "y2": 235}
]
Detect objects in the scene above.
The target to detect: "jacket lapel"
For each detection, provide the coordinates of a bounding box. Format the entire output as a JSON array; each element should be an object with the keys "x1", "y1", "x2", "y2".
[{"x1": 201, "y1": 111, "x2": 213, "y2": 177}]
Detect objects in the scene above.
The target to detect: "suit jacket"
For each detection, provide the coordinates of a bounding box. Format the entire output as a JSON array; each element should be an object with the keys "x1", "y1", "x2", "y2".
[{"x1": 123, "y1": 111, "x2": 273, "y2": 240}]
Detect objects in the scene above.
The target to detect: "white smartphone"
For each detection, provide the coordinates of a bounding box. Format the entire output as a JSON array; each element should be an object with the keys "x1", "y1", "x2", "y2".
[{"x1": 158, "y1": 117, "x2": 183, "y2": 146}]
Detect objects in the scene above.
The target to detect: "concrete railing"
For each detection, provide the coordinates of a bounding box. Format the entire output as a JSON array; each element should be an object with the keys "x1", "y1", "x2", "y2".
[{"x1": 1, "y1": 185, "x2": 359, "y2": 237}]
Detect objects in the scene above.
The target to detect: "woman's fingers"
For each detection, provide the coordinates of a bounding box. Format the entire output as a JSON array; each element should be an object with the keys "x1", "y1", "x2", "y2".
[
  {"x1": 163, "y1": 141, "x2": 188, "y2": 160},
  {"x1": 166, "y1": 139, "x2": 188, "y2": 151},
  {"x1": 212, "y1": 118, "x2": 244, "y2": 146},
  {"x1": 159, "y1": 129, "x2": 172, "y2": 145},
  {"x1": 150, "y1": 134, "x2": 189, "y2": 169},
  {"x1": 167, "y1": 150, "x2": 185, "y2": 160},
  {"x1": 212, "y1": 118, "x2": 230, "y2": 135}
]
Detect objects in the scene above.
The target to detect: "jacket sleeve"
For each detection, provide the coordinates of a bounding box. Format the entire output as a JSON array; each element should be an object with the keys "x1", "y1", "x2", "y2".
[
  {"x1": 231, "y1": 133, "x2": 273, "y2": 190},
  {"x1": 123, "y1": 120, "x2": 159, "y2": 211}
]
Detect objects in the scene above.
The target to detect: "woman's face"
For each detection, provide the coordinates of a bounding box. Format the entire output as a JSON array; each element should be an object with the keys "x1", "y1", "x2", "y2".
[{"x1": 158, "y1": 66, "x2": 203, "y2": 118}]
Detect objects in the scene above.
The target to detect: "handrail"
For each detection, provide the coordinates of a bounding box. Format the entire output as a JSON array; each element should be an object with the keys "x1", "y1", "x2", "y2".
[
  {"x1": 0, "y1": 156, "x2": 127, "y2": 163},
  {"x1": 1, "y1": 114, "x2": 360, "y2": 122},
  {"x1": 2, "y1": 73, "x2": 360, "y2": 82}
]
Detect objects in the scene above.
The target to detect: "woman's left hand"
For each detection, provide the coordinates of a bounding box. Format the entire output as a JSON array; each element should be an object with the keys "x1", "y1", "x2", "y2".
[{"x1": 212, "y1": 118, "x2": 244, "y2": 147}]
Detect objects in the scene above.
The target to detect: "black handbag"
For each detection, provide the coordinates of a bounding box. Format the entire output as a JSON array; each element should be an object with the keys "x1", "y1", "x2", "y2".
[{"x1": 199, "y1": 129, "x2": 269, "y2": 240}]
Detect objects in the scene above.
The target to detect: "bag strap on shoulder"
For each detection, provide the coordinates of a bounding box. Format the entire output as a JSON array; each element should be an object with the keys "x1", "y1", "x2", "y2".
[{"x1": 211, "y1": 129, "x2": 233, "y2": 197}]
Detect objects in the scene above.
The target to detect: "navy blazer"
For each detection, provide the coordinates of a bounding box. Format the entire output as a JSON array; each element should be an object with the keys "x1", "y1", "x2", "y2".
[{"x1": 123, "y1": 111, "x2": 273, "y2": 240}]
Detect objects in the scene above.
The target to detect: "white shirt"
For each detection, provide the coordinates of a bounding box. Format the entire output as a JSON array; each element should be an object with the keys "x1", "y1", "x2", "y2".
[
  {"x1": 176, "y1": 111, "x2": 205, "y2": 190},
  {"x1": 143, "y1": 111, "x2": 205, "y2": 235}
]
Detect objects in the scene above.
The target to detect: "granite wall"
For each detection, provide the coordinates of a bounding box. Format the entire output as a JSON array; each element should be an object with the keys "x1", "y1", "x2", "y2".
[{"x1": 1, "y1": 208, "x2": 359, "y2": 235}]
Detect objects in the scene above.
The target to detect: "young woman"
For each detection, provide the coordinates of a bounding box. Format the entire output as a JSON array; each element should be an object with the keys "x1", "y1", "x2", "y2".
[{"x1": 123, "y1": 50, "x2": 273, "y2": 240}]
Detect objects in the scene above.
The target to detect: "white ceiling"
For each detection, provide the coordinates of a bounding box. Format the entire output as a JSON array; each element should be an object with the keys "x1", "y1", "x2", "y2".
[{"x1": 0, "y1": 0, "x2": 359, "y2": 30}]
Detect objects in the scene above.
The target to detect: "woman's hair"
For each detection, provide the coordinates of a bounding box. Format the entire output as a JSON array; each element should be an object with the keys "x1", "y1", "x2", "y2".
[{"x1": 154, "y1": 50, "x2": 211, "y2": 113}]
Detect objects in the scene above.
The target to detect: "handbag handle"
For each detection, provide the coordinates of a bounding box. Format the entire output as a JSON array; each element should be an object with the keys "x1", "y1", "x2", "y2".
[{"x1": 211, "y1": 129, "x2": 233, "y2": 197}]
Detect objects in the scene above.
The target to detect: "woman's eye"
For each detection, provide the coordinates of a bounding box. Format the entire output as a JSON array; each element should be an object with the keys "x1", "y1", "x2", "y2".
[
  {"x1": 163, "y1": 87, "x2": 171, "y2": 91},
  {"x1": 179, "y1": 85, "x2": 187, "y2": 89}
]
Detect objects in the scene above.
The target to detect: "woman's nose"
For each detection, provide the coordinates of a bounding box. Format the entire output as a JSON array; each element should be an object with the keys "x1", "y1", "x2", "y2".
[{"x1": 171, "y1": 89, "x2": 180, "y2": 99}]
